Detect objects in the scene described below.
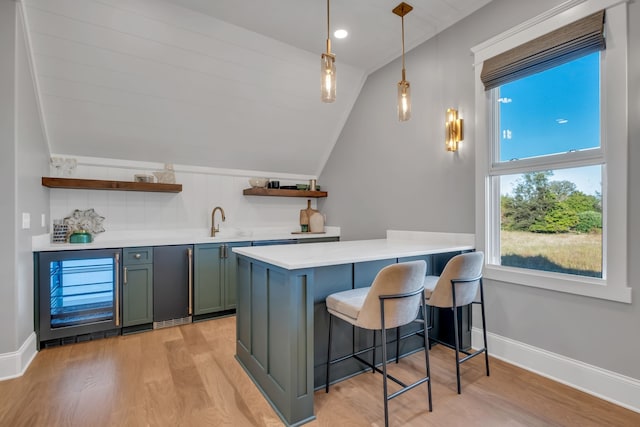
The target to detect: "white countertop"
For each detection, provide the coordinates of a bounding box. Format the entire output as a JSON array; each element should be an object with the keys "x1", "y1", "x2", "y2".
[
  {"x1": 32, "y1": 226, "x2": 341, "y2": 252},
  {"x1": 233, "y1": 230, "x2": 475, "y2": 270}
]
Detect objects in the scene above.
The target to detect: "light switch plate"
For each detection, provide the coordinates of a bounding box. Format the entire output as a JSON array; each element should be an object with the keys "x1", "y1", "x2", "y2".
[
  {"x1": 22, "y1": 212, "x2": 30, "y2": 229},
  {"x1": 41, "y1": 213, "x2": 46, "y2": 228}
]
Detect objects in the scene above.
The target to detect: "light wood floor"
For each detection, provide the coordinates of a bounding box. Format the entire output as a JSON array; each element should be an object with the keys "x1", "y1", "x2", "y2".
[{"x1": 1, "y1": 316, "x2": 638, "y2": 426}]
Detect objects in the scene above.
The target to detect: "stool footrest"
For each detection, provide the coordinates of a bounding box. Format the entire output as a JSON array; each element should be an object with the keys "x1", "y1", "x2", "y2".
[
  {"x1": 459, "y1": 348, "x2": 487, "y2": 364},
  {"x1": 328, "y1": 345, "x2": 375, "y2": 366},
  {"x1": 388, "y1": 376, "x2": 430, "y2": 401}
]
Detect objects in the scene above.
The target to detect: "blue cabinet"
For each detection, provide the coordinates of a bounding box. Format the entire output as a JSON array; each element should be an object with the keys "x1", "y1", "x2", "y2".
[
  {"x1": 194, "y1": 241, "x2": 251, "y2": 316},
  {"x1": 153, "y1": 245, "x2": 193, "y2": 323},
  {"x1": 122, "y1": 247, "x2": 153, "y2": 328}
]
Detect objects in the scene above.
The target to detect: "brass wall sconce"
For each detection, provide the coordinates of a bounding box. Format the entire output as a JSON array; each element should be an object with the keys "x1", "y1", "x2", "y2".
[{"x1": 445, "y1": 108, "x2": 464, "y2": 152}]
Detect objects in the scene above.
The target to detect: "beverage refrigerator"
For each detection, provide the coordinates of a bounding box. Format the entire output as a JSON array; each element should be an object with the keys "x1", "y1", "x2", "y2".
[{"x1": 36, "y1": 248, "x2": 122, "y2": 348}]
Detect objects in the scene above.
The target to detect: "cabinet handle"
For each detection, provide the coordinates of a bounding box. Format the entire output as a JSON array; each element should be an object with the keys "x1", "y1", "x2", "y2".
[
  {"x1": 135, "y1": 253, "x2": 141, "y2": 259},
  {"x1": 188, "y1": 248, "x2": 193, "y2": 315},
  {"x1": 220, "y1": 245, "x2": 225, "y2": 259},
  {"x1": 123, "y1": 267, "x2": 128, "y2": 285},
  {"x1": 115, "y1": 252, "x2": 120, "y2": 327},
  {"x1": 223, "y1": 244, "x2": 228, "y2": 259}
]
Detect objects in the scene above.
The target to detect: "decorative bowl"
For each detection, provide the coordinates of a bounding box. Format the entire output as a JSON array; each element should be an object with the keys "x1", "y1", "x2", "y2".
[
  {"x1": 296, "y1": 184, "x2": 309, "y2": 190},
  {"x1": 249, "y1": 178, "x2": 269, "y2": 188}
]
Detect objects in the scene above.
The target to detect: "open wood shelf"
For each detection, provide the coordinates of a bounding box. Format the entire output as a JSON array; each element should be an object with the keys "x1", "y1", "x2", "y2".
[
  {"x1": 42, "y1": 177, "x2": 182, "y2": 193},
  {"x1": 243, "y1": 188, "x2": 327, "y2": 198}
]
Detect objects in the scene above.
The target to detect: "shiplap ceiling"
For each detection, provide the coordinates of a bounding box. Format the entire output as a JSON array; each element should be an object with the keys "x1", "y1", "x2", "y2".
[{"x1": 21, "y1": 0, "x2": 492, "y2": 175}]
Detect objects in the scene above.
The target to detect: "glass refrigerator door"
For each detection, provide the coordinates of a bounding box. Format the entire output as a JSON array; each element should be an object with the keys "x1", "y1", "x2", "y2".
[{"x1": 38, "y1": 249, "x2": 121, "y2": 343}]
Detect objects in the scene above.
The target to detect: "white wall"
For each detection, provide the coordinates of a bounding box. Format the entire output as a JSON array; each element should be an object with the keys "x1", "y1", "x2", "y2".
[
  {"x1": 320, "y1": 0, "x2": 640, "y2": 384},
  {"x1": 21, "y1": 0, "x2": 366, "y2": 176},
  {"x1": 48, "y1": 157, "x2": 322, "y2": 233}
]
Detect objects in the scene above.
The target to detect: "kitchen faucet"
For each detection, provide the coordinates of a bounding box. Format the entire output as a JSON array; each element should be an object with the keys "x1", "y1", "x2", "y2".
[{"x1": 211, "y1": 206, "x2": 226, "y2": 237}]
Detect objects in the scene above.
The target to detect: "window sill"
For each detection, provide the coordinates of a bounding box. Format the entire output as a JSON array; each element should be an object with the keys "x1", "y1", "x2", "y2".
[{"x1": 484, "y1": 265, "x2": 632, "y2": 303}]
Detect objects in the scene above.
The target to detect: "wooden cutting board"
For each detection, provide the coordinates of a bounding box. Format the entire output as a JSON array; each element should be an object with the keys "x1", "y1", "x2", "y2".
[{"x1": 300, "y1": 200, "x2": 316, "y2": 226}]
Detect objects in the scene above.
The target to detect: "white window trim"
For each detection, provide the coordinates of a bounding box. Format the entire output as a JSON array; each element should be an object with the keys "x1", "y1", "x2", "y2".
[{"x1": 472, "y1": 0, "x2": 631, "y2": 303}]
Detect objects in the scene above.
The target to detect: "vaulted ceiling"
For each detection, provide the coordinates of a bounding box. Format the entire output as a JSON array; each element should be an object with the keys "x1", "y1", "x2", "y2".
[{"x1": 21, "y1": 0, "x2": 492, "y2": 175}]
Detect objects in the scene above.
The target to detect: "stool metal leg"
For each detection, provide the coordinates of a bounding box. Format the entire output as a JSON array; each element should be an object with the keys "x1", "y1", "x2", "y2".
[
  {"x1": 428, "y1": 305, "x2": 435, "y2": 349},
  {"x1": 395, "y1": 327, "x2": 400, "y2": 364},
  {"x1": 451, "y1": 281, "x2": 462, "y2": 394},
  {"x1": 372, "y1": 330, "x2": 376, "y2": 373},
  {"x1": 421, "y1": 301, "x2": 433, "y2": 412},
  {"x1": 380, "y1": 301, "x2": 390, "y2": 427},
  {"x1": 326, "y1": 314, "x2": 333, "y2": 393},
  {"x1": 479, "y1": 278, "x2": 490, "y2": 377}
]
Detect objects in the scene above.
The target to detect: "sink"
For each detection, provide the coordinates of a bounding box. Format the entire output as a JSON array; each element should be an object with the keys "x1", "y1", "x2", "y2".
[{"x1": 204, "y1": 227, "x2": 253, "y2": 239}]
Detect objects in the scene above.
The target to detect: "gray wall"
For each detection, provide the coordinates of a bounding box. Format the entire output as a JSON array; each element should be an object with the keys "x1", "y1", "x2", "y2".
[
  {"x1": 0, "y1": 1, "x2": 50, "y2": 356},
  {"x1": 0, "y1": 0, "x2": 18, "y2": 355},
  {"x1": 15, "y1": 4, "x2": 50, "y2": 346},
  {"x1": 320, "y1": 0, "x2": 640, "y2": 380},
  {"x1": 320, "y1": 0, "x2": 565, "y2": 240}
]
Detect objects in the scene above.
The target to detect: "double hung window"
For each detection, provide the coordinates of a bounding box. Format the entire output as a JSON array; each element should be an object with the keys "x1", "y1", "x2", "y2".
[{"x1": 472, "y1": 0, "x2": 630, "y2": 302}]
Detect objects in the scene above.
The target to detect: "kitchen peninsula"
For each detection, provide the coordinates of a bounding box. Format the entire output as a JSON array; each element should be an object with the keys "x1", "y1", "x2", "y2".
[{"x1": 233, "y1": 230, "x2": 475, "y2": 426}]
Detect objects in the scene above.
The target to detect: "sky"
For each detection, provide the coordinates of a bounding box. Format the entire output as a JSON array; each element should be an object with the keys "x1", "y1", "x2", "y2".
[{"x1": 498, "y1": 52, "x2": 601, "y2": 196}]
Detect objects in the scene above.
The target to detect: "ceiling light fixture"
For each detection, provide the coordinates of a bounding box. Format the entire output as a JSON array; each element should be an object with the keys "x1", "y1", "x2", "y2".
[
  {"x1": 321, "y1": 0, "x2": 336, "y2": 103},
  {"x1": 393, "y1": 2, "x2": 413, "y2": 121},
  {"x1": 334, "y1": 29, "x2": 348, "y2": 39}
]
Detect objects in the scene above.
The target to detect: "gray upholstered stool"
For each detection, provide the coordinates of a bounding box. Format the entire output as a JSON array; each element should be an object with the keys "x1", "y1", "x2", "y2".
[
  {"x1": 325, "y1": 260, "x2": 432, "y2": 427},
  {"x1": 423, "y1": 251, "x2": 489, "y2": 394}
]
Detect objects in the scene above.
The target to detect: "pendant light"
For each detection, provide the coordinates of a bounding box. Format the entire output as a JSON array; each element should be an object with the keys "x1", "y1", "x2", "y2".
[
  {"x1": 321, "y1": 0, "x2": 336, "y2": 103},
  {"x1": 393, "y1": 2, "x2": 413, "y2": 121}
]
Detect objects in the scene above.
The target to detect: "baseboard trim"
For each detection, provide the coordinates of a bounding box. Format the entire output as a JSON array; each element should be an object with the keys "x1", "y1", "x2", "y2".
[
  {"x1": 0, "y1": 332, "x2": 37, "y2": 381},
  {"x1": 472, "y1": 328, "x2": 640, "y2": 413}
]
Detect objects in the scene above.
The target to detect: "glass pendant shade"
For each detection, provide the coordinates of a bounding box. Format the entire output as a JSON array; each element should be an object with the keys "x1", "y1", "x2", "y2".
[
  {"x1": 397, "y1": 80, "x2": 411, "y2": 121},
  {"x1": 393, "y1": 3, "x2": 413, "y2": 121},
  {"x1": 321, "y1": 53, "x2": 336, "y2": 103}
]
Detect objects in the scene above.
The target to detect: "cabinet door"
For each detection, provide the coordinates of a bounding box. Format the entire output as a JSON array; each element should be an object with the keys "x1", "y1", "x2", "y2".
[
  {"x1": 153, "y1": 245, "x2": 192, "y2": 322},
  {"x1": 122, "y1": 263, "x2": 153, "y2": 327},
  {"x1": 224, "y1": 242, "x2": 251, "y2": 310},
  {"x1": 194, "y1": 244, "x2": 224, "y2": 315}
]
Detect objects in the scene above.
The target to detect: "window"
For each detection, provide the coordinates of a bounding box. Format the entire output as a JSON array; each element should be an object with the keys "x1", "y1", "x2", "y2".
[
  {"x1": 472, "y1": 0, "x2": 631, "y2": 302},
  {"x1": 494, "y1": 53, "x2": 603, "y2": 279}
]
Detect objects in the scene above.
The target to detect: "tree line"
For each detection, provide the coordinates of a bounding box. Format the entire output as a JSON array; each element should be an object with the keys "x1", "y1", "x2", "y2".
[{"x1": 501, "y1": 171, "x2": 602, "y2": 233}]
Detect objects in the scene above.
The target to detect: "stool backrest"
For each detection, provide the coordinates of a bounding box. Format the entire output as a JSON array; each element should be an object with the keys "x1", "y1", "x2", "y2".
[
  {"x1": 428, "y1": 252, "x2": 484, "y2": 308},
  {"x1": 356, "y1": 260, "x2": 426, "y2": 330}
]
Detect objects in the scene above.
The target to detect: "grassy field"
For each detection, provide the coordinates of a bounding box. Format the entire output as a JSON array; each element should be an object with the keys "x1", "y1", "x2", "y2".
[{"x1": 500, "y1": 230, "x2": 602, "y2": 277}]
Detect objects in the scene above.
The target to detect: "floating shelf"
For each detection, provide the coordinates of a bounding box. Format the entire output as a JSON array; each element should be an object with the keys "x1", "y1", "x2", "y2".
[
  {"x1": 243, "y1": 188, "x2": 327, "y2": 198},
  {"x1": 42, "y1": 177, "x2": 182, "y2": 193}
]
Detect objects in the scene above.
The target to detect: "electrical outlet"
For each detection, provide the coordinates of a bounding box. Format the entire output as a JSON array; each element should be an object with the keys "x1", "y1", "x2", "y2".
[
  {"x1": 41, "y1": 213, "x2": 46, "y2": 228},
  {"x1": 22, "y1": 212, "x2": 30, "y2": 229}
]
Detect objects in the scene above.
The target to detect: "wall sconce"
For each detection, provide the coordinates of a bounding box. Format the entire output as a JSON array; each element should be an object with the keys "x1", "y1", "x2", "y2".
[{"x1": 445, "y1": 108, "x2": 464, "y2": 152}]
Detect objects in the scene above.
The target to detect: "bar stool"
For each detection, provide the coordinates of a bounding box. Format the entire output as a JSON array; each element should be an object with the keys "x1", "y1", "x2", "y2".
[
  {"x1": 325, "y1": 261, "x2": 432, "y2": 427},
  {"x1": 424, "y1": 251, "x2": 489, "y2": 394}
]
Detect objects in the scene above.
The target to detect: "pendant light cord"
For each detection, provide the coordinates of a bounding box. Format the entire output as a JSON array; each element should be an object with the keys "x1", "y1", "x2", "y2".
[
  {"x1": 401, "y1": 15, "x2": 406, "y2": 81},
  {"x1": 326, "y1": 0, "x2": 331, "y2": 54}
]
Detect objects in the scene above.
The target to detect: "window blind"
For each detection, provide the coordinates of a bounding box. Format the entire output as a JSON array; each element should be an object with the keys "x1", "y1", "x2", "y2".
[{"x1": 480, "y1": 10, "x2": 605, "y2": 90}]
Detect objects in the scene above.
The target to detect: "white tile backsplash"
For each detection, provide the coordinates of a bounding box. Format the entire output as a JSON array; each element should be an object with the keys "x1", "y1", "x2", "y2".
[{"x1": 48, "y1": 160, "x2": 320, "y2": 233}]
